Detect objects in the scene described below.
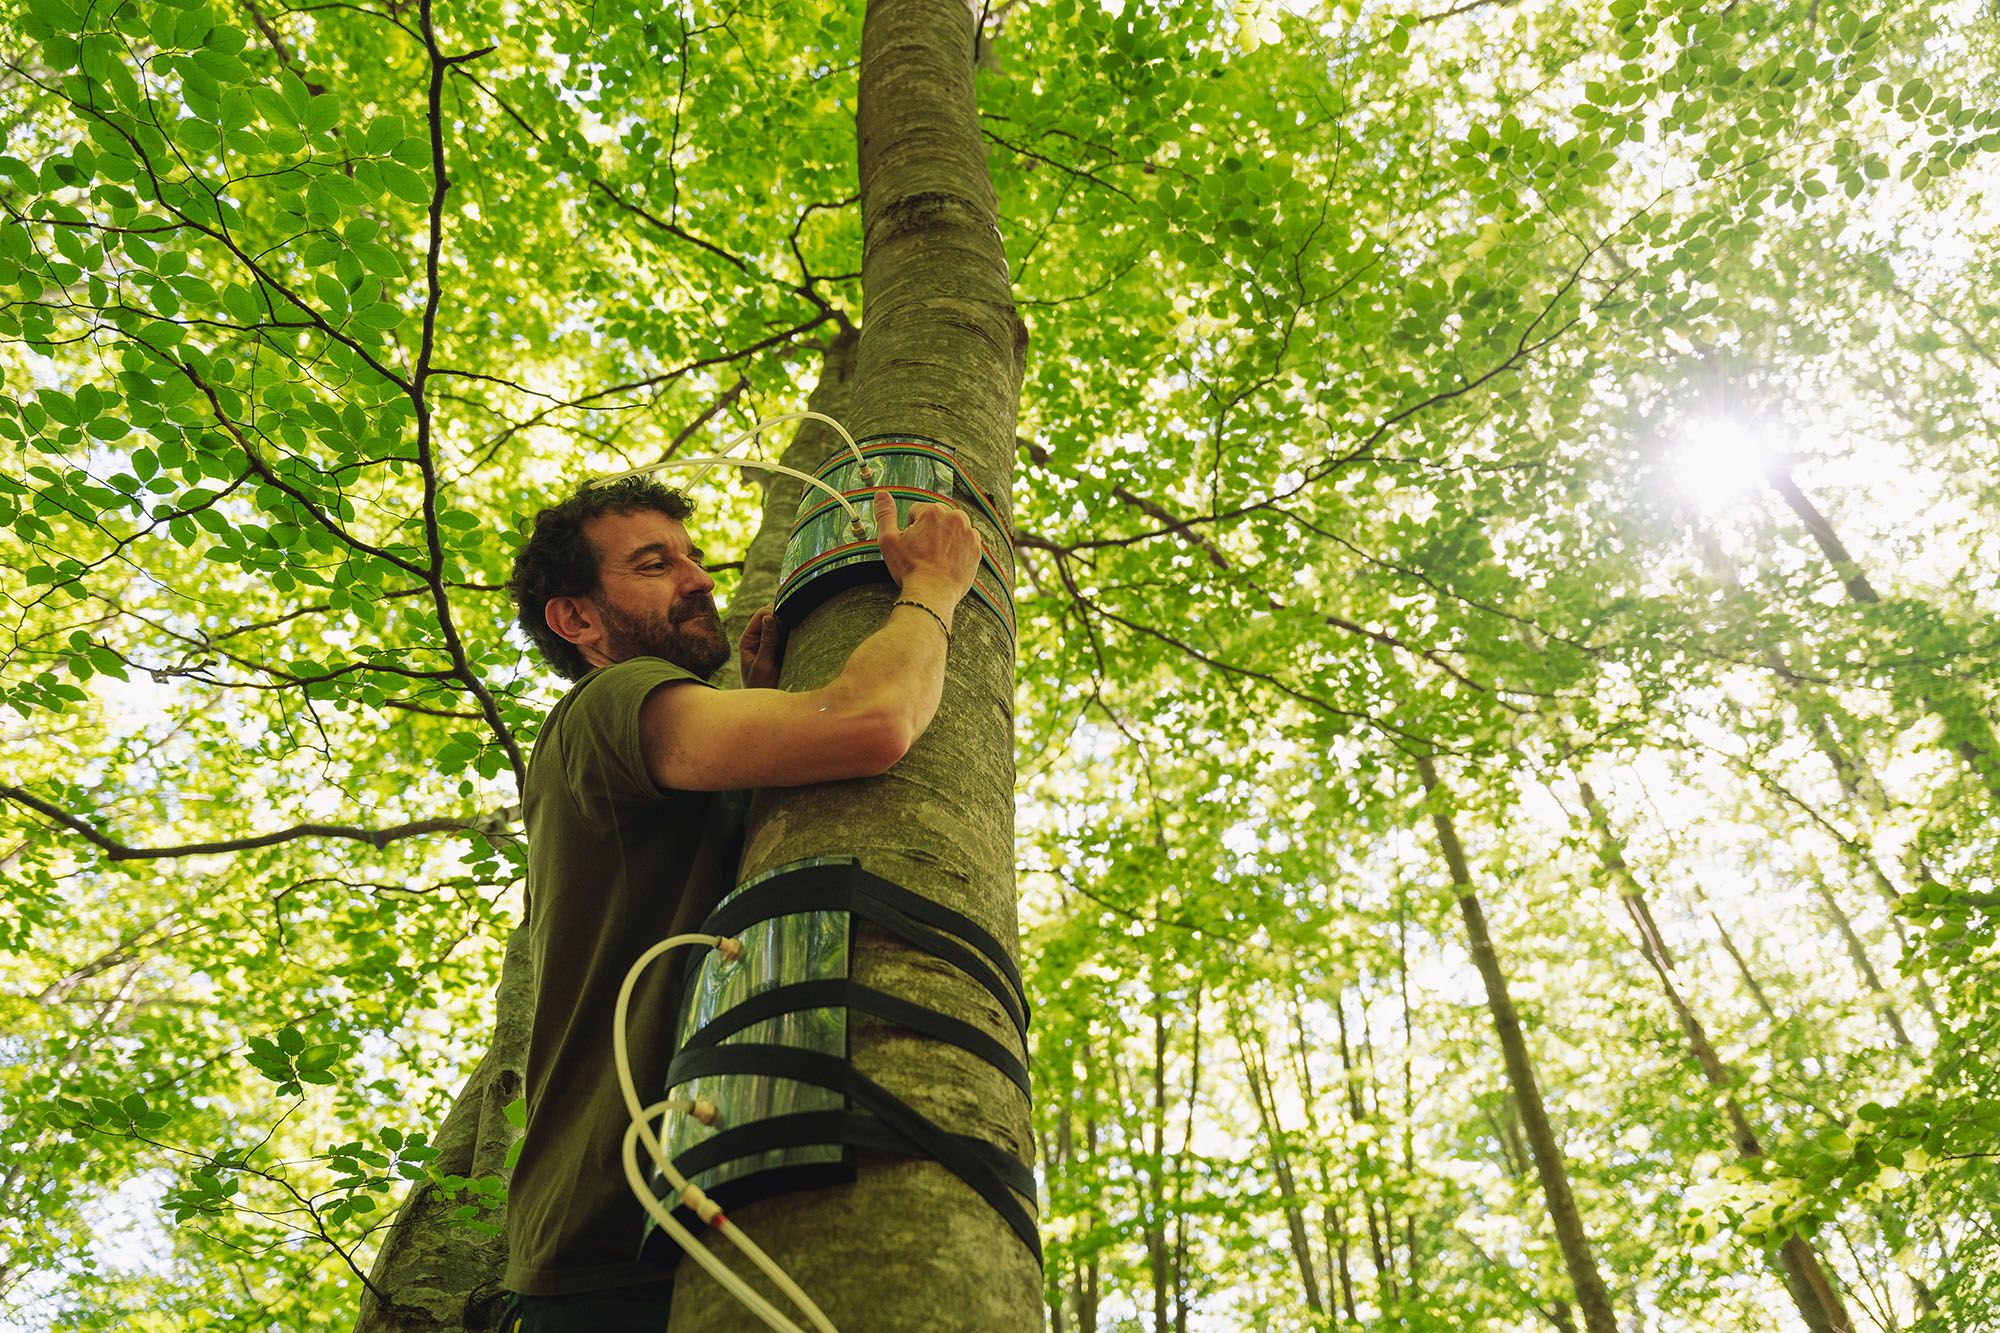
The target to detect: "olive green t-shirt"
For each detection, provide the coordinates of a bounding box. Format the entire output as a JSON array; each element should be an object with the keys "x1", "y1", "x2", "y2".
[{"x1": 504, "y1": 657, "x2": 745, "y2": 1296}]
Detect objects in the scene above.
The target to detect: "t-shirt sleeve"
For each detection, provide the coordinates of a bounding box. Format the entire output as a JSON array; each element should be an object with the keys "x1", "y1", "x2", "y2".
[{"x1": 551, "y1": 657, "x2": 709, "y2": 825}]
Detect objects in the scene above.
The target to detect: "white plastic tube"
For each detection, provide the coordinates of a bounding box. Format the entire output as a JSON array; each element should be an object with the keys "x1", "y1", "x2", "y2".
[
  {"x1": 588, "y1": 410, "x2": 877, "y2": 536},
  {"x1": 613, "y1": 934, "x2": 841, "y2": 1333},
  {"x1": 620, "y1": 1104, "x2": 807, "y2": 1333},
  {"x1": 690, "y1": 411, "x2": 869, "y2": 485},
  {"x1": 590, "y1": 454, "x2": 865, "y2": 534}
]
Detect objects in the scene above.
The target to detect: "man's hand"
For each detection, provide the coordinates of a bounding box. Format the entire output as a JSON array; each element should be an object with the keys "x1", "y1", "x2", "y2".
[
  {"x1": 641, "y1": 495, "x2": 983, "y2": 792},
  {"x1": 738, "y1": 606, "x2": 786, "y2": 690},
  {"x1": 873, "y1": 488, "x2": 982, "y2": 606}
]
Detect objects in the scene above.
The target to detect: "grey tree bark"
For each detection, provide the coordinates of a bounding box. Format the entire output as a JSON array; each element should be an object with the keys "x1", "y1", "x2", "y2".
[
  {"x1": 1414, "y1": 755, "x2": 1620, "y2": 1333},
  {"x1": 667, "y1": 0, "x2": 1036, "y2": 1327},
  {"x1": 1333, "y1": 992, "x2": 1396, "y2": 1315},
  {"x1": 1146, "y1": 1007, "x2": 1172, "y2": 1332},
  {"x1": 1285, "y1": 984, "x2": 1360, "y2": 1325}
]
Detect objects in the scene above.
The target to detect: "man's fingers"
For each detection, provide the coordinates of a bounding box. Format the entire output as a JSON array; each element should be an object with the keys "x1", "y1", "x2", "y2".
[{"x1": 873, "y1": 487, "x2": 899, "y2": 538}]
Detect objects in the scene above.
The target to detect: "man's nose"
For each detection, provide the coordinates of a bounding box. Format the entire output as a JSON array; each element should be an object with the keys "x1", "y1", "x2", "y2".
[{"x1": 688, "y1": 563, "x2": 715, "y2": 595}]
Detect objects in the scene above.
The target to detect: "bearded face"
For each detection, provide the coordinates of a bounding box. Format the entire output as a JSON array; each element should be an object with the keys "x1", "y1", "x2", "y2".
[{"x1": 598, "y1": 589, "x2": 729, "y2": 679}]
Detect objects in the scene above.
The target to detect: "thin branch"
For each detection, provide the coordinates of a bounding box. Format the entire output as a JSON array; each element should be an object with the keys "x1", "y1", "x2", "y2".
[{"x1": 0, "y1": 783, "x2": 519, "y2": 861}]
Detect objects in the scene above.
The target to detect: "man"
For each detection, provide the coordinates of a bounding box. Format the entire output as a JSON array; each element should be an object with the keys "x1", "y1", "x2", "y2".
[{"x1": 500, "y1": 475, "x2": 982, "y2": 1329}]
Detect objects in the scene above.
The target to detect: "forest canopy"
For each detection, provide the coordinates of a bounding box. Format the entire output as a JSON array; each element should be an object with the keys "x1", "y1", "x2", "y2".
[{"x1": 2, "y1": 0, "x2": 1997, "y2": 1328}]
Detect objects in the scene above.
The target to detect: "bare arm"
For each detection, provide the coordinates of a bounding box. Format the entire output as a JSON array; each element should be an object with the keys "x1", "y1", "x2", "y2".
[{"x1": 641, "y1": 490, "x2": 982, "y2": 791}]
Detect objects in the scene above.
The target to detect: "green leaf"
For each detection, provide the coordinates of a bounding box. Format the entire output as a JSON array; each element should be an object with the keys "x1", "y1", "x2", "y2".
[
  {"x1": 298, "y1": 1042, "x2": 341, "y2": 1070},
  {"x1": 176, "y1": 118, "x2": 222, "y2": 155},
  {"x1": 251, "y1": 84, "x2": 293, "y2": 128},
  {"x1": 379, "y1": 159, "x2": 431, "y2": 205},
  {"x1": 280, "y1": 69, "x2": 313, "y2": 123},
  {"x1": 313, "y1": 270, "x2": 347, "y2": 311},
  {"x1": 363, "y1": 115, "x2": 404, "y2": 154},
  {"x1": 304, "y1": 94, "x2": 342, "y2": 137}
]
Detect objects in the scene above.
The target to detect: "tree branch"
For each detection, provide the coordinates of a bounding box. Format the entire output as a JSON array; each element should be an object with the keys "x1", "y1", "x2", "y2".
[{"x1": 0, "y1": 783, "x2": 519, "y2": 861}]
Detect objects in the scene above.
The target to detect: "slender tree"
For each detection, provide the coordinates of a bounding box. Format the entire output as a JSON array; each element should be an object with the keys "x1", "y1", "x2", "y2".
[
  {"x1": 1766, "y1": 466, "x2": 2000, "y2": 802},
  {"x1": 1574, "y1": 772, "x2": 1855, "y2": 1333},
  {"x1": 1229, "y1": 1001, "x2": 1326, "y2": 1319},
  {"x1": 1416, "y1": 755, "x2": 1619, "y2": 1333}
]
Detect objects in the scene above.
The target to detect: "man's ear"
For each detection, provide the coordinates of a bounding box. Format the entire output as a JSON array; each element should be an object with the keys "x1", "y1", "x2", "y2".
[{"x1": 545, "y1": 595, "x2": 602, "y2": 651}]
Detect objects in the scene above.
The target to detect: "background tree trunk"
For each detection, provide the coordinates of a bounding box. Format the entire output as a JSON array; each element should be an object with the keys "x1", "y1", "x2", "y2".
[
  {"x1": 355, "y1": 924, "x2": 532, "y2": 1332},
  {"x1": 668, "y1": 0, "x2": 1035, "y2": 1327},
  {"x1": 1416, "y1": 755, "x2": 1620, "y2": 1333},
  {"x1": 1230, "y1": 1003, "x2": 1325, "y2": 1319},
  {"x1": 1766, "y1": 466, "x2": 2000, "y2": 801},
  {"x1": 1575, "y1": 774, "x2": 1855, "y2": 1333}
]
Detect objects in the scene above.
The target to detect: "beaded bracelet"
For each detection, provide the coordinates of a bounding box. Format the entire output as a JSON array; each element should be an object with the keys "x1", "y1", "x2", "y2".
[{"x1": 893, "y1": 599, "x2": 952, "y2": 643}]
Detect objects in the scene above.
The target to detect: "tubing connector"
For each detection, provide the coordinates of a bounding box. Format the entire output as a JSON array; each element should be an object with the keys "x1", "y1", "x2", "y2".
[{"x1": 681, "y1": 1183, "x2": 726, "y2": 1226}]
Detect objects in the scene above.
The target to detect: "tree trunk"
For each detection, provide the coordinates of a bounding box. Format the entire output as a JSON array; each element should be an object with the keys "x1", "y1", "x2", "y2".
[
  {"x1": 668, "y1": 0, "x2": 1035, "y2": 1326},
  {"x1": 1043, "y1": 1124, "x2": 1066, "y2": 1333},
  {"x1": 1075, "y1": 1112, "x2": 1101, "y2": 1333},
  {"x1": 1767, "y1": 467, "x2": 2000, "y2": 802},
  {"x1": 1704, "y1": 906, "x2": 1784, "y2": 1024},
  {"x1": 1396, "y1": 901, "x2": 1423, "y2": 1294},
  {"x1": 1356, "y1": 994, "x2": 1399, "y2": 1294},
  {"x1": 1288, "y1": 984, "x2": 1358, "y2": 1325},
  {"x1": 356, "y1": 923, "x2": 533, "y2": 1332},
  {"x1": 1415, "y1": 755, "x2": 1620, "y2": 1333},
  {"x1": 1147, "y1": 1007, "x2": 1171, "y2": 1333},
  {"x1": 1173, "y1": 986, "x2": 1202, "y2": 1333},
  {"x1": 1804, "y1": 871, "x2": 1914, "y2": 1053},
  {"x1": 1335, "y1": 995, "x2": 1395, "y2": 1314},
  {"x1": 1232, "y1": 1004, "x2": 1326, "y2": 1318},
  {"x1": 1574, "y1": 774, "x2": 1855, "y2": 1333}
]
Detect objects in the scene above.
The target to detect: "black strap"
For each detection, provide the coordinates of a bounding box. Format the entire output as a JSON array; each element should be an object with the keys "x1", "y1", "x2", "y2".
[
  {"x1": 847, "y1": 869, "x2": 1026, "y2": 1013},
  {"x1": 700, "y1": 860, "x2": 1027, "y2": 1038},
  {"x1": 665, "y1": 1043, "x2": 1041, "y2": 1261},
  {"x1": 671, "y1": 978, "x2": 1031, "y2": 1098},
  {"x1": 850, "y1": 890, "x2": 1028, "y2": 1042},
  {"x1": 665, "y1": 1108, "x2": 1036, "y2": 1201}
]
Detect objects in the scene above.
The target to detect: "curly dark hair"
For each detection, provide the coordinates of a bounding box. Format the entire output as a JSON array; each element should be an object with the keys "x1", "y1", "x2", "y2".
[{"x1": 509, "y1": 477, "x2": 696, "y2": 681}]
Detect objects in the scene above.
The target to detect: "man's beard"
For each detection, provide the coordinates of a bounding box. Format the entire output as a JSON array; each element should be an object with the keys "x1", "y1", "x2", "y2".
[{"x1": 599, "y1": 594, "x2": 729, "y2": 678}]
